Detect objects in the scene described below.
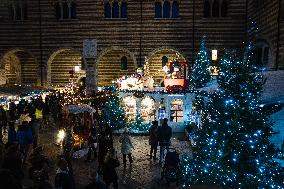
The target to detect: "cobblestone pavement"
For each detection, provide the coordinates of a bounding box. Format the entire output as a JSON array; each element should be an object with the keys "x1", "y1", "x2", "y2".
[{"x1": 22, "y1": 127, "x2": 195, "y2": 189}]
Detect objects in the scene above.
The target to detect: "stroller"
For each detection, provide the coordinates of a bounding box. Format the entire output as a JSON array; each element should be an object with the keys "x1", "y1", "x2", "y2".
[{"x1": 161, "y1": 148, "x2": 181, "y2": 186}]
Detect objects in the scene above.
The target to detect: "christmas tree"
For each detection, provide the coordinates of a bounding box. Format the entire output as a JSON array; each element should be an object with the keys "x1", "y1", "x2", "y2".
[
  {"x1": 182, "y1": 44, "x2": 284, "y2": 188},
  {"x1": 128, "y1": 114, "x2": 150, "y2": 132},
  {"x1": 190, "y1": 37, "x2": 212, "y2": 89},
  {"x1": 62, "y1": 80, "x2": 82, "y2": 105},
  {"x1": 100, "y1": 95, "x2": 127, "y2": 130}
]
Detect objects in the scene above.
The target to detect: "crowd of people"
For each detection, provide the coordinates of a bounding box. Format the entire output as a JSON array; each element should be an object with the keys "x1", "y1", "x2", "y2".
[{"x1": 0, "y1": 91, "x2": 177, "y2": 189}]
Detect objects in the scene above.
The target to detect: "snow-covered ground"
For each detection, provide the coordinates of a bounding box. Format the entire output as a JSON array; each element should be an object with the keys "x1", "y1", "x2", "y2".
[{"x1": 262, "y1": 70, "x2": 284, "y2": 149}]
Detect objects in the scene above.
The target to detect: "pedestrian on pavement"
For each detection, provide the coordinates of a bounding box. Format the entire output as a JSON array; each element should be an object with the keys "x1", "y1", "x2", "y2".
[
  {"x1": 2, "y1": 144, "x2": 24, "y2": 182},
  {"x1": 85, "y1": 171, "x2": 108, "y2": 189},
  {"x1": 17, "y1": 121, "x2": 33, "y2": 164},
  {"x1": 0, "y1": 105, "x2": 7, "y2": 143},
  {"x1": 54, "y1": 158, "x2": 75, "y2": 189},
  {"x1": 157, "y1": 118, "x2": 172, "y2": 165},
  {"x1": 98, "y1": 130, "x2": 109, "y2": 170},
  {"x1": 0, "y1": 169, "x2": 23, "y2": 189},
  {"x1": 149, "y1": 120, "x2": 159, "y2": 160},
  {"x1": 102, "y1": 148, "x2": 120, "y2": 189},
  {"x1": 33, "y1": 102, "x2": 44, "y2": 149},
  {"x1": 119, "y1": 128, "x2": 134, "y2": 166},
  {"x1": 85, "y1": 125, "x2": 97, "y2": 162}
]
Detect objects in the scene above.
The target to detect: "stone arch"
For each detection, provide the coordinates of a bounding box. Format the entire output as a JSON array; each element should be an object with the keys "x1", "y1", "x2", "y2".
[
  {"x1": 146, "y1": 47, "x2": 187, "y2": 85},
  {"x1": 254, "y1": 38, "x2": 275, "y2": 69},
  {"x1": 96, "y1": 46, "x2": 137, "y2": 86},
  {"x1": 0, "y1": 48, "x2": 38, "y2": 85},
  {"x1": 47, "y1": 48, "x2": 86, "y2": 86}
]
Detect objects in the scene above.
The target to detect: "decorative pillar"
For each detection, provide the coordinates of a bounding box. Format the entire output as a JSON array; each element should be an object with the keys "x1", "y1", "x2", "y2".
[{"x1": 85, "y1": 58, "x2": 97, "y2": 96}]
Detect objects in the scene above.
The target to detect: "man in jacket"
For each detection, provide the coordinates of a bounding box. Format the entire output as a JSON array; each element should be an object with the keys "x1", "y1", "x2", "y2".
[{"x1": 157, "y1": 118, "x2": 172, "y2": 165}]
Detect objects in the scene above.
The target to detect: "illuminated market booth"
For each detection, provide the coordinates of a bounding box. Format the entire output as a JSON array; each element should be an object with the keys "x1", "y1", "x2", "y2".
[{"x1": 115, "y1": 60, "x2": 197, "y2": 132}]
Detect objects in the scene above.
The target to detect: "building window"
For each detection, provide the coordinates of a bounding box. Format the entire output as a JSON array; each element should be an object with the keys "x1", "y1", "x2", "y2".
[
  {"x1": 162, "y1": 56, "x2": 168, "y2": 67},
  {"x1": 155, "y1": 2, "x2": 162, "y2": 18},
  {"x1": 212, "y1": 50, "x2": 218, "y2": 61},
  {"x1": 121, "y1": 56, "x2": 128, "y2": 70},
  {"x1": 281, "y1": 1, "x2": 284, "y2": 21},
  {"x1": 104, "y1": 2, "x2": 111, "y2": 18},
  {"x1": 204, "y1": 0, "x2": 210, "y2": 17},
  {"x1": 121, "y1": 1, "x2": 128, "y2": 18},
  {"x1": 8, "y1": 2, "x2": 27, "y2": 21},
  {"x1": 221, "y1": 0, "x2": 227, "y2": 17},
  {"x1": 204, "y1": 0, "x2": 227, "y2": 18},
  {"x1": 163, "y1": 1, "x2": 171, "y2": 18},
  {"x1": 62, "y1": 3, "x2": 69, "y2": 19},
  {"x1": 155, "y1": 1, "x2": 179, "y2": 19},
  {"x1": 55, "y1": 1, "x2": 77, "y2": 20},
  {"x1": 55, "y1": 3, "x2": 61, "y2": 19},
  {"x1": 105, "y1": 0, "x2": 127, "y2": 19},
  {"x1": 112, "y1": 1, "x2": 119, "y2": 18},
  {"x1": 212, "y1": 0, "x2": 219, "y2": 17},
  {"x1": 70, "y1": 3, "x2": 77, "y2": 19},
  {"x1": 254, "y1": 41, "x2": 272, "y2": 68},
  {"x1": 172, "y1": 0, "x2": 179, "y2": 18},
  {"x1": 170, "y1": 99, "x2": 183, "y2": 122}
]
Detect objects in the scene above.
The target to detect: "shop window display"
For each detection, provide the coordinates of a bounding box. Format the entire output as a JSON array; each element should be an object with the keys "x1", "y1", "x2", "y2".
[
  {"x1": 170, "y1": 99, "x2": 183, "y2": 122},
  {"x1": 141, "y1": 96, "x2": 156, "y2": 122},
  {"x1": 122, "y1": 96, "x2": 137, "y2": 121}
]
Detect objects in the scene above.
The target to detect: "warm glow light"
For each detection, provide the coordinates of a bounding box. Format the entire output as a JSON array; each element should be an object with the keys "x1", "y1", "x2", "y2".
[
  {"x1": 57, "y1": 129, "x2": 66, "y2": 145},
  {"x1": 212, "y1": 50, "x2": 218, "y2": 61},
  {"x1": 74, "y1": 65, "x2": 81, "y2": 72}
]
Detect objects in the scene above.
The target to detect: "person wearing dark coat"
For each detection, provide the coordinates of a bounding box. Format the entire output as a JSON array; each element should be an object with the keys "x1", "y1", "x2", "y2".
[
  {"x1": 0, "y1": 169, "x2": 23, "y2": 189},
  {"x1": 85, "y1": 171, "x2": 108, "y2": 189},
  {"x1": 157, "y1": 118, "x2": 172, "y2": 165},
  {"x1": 102, "y1": 148, "x2": 120, "y2": 189},
  {"x1": 2, "y1": 145, "x2": 24, "y2": 182},
  {"x1": 54, "y1": 158, "x2": 75, "y2": 189},
  {"x1": 0, "y1": 105, "x2": 7, "y2": 143},
  {"x1": 149, "y1": 120, "x2": 159, "y2": 160}
]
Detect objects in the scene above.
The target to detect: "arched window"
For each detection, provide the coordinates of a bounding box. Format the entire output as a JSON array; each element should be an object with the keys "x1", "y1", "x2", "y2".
[
  {"x1": 70, "y1": 3, "x2": 77, "y2": 19},
  {"x1": 104, "y1": 2, "x2": 111, "y2": 18},
  {"x1": 8, "y1": 5, "x2": 15, "y2": 20},
  {"x1": 172, "y1": 0, "x2": 179, "y2": 18},
  {"x1": 162, "y1": 56, "x2": 168, "y2": 67},
  {"x1": 204, "y1": 0, "x2": 211, "y2": 18},
  {"x1": 22, "y1": 3, "x2": 27, "y2": 20},
  {"x1": 55, "y1": 3, "x2": 61, "y2": 19},
  {"x1": 281, "y1": 1, "x2": 284, "y2": 21},
  {"x1": 155, "y1": 2, "x2": 162, "y2": 18},
  {"x1": 163, "y1": 1, "x2": 171, "y2": 18},
  {"x1": 221, "y1": 0, "x2": 227, "y2": 17},
  {"x1": 112, "y1": 1, "x2": 119, "y2": 18},
  {"x1": 121, "y1": 1, "x2": 128, "y2": 18},
  {"x1": 15, "y1": 3, "x2": 21, "y2": 20},
  {"x1": 62, "y1": 3, "x2": 69, "y2": 19},
  {"x1": 212, "y1": 0, "x2": 220, "y2": 17},
  {"x1": 254, "y1": 40, "x2": 272, "y2": 68},
  {"x1": 121, "y1": 56, "x2": 128, "y2": 70}
]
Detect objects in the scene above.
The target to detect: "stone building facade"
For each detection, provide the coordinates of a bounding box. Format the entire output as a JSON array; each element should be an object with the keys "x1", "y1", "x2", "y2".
[{"x1": 0, "y1": 0, "x2": 283, "y2": 93}]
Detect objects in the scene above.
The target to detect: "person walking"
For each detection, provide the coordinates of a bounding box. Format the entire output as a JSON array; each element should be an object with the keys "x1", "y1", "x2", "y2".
[
  {"x1": 157, "y1": 118, "x2": 172, "y2": 165},
  {"x1": 17, "y1": 120, "x2": 33, "y2": 164},
  {"x1": 54, "y1": 158, "x2": 75, "y2": 189},
  {"x1": 0, "y1": 105, "x2": 7, "y2": 143},
  {"x1": 119, "y1": 128, "x2": 134, "y2": 167},
  {"x1": 102, "y1": 148, "x2": 120, "y2": 189},
  {"x1": 85, "y1": 171, "x2": 108, "y2": 189},
  {"x1": 149, "y1": 120, "x2": 159, "y2": 161}
]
